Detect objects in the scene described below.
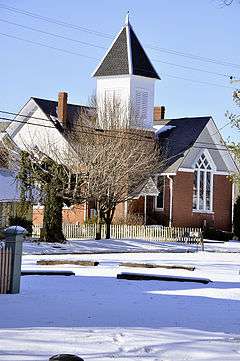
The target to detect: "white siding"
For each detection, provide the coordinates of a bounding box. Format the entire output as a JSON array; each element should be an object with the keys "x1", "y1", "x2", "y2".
[
  {"x1": 96, "y1": 74, "x2": 156, "y2": 129},
  {"x1": 7, "y1": 99, "x2": 70, "y2": 164}
]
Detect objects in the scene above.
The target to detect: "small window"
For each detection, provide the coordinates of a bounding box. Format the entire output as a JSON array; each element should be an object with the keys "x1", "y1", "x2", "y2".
[{"x1": 155, "y1": 176, "x2": 164, "y2": 209}]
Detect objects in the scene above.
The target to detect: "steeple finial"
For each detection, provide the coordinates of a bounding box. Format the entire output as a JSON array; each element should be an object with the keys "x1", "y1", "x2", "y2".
[{"x1": 125, "y1": 11, "x2": 130, "y2": 26}]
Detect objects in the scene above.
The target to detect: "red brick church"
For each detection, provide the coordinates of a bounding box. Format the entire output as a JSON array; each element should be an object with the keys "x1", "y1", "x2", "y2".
[{"x1": 4, "y1": 16, "x2": 239, "y2": 231}]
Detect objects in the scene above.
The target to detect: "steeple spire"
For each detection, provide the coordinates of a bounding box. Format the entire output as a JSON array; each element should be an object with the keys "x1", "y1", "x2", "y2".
[
  {"x1": 125, "y1": 11, "x2": 130, "y2": 26},
  {"x1": 92, "y1": 19, "x2": 160, "y2": 79}
]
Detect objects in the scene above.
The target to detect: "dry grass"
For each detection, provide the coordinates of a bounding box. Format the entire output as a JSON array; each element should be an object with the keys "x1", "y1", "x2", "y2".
[
  {"x1": 37, "y1": 260, "x2": 99, "y2": 266},
  {"x1": 119, "y1": 262, "x2": 195, "y2": 271}
]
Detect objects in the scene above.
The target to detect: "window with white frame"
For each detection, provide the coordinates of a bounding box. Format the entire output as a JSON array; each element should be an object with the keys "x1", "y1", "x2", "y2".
[
  {"x1": 155, "y1": 176, "x2": 164, "y2": 209},
  {"x1": 193, "y1": 152, "x2": 213, "y2": 212}
]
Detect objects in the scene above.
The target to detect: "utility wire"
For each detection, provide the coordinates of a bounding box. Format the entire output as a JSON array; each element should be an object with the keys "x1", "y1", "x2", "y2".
[
  {"x1": 0, "y1": 19, "x2": 106, "y2": 50},
  {"x1": 163, "y1": 74, "x2": 233, "y2": 89},
  {"x1": 0, "y1": 18, "x2": 232, "y2": 79},
  {"x1": 1, "y1": 3, "x2": 240, "y2": 70},
  {"x1": 0, "y1": 32, "x2": 98, "y2": 60},
  {"x1": 154, "y1": 60, "x2": 230, "y2": 79},
  {"x1": 0, "y1": 115, "x2": 157, "y2": 142},
  {"x1": 0, "y1": 31, "x2": 235, "y2": 90},
  {"x1": 146, "y1": 44, "x2": 240, "y2": 69},
  {"x1": 0, "y1": 109, "x2": 232, "y2": 144},
  {"x1": 0, "y1": 4, "x2": 112, "y2": 39},
  {"x1": 0, "y1": 113, "x2": 231, "y2": 150}
]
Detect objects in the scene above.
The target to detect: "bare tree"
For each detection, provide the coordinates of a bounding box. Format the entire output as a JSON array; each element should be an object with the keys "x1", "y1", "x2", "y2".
[
  {"x1": 69, "y1": 98, "x2": 164, "y2": 239},
  {"x1": 5, "y1": 97, "x2": 164, "y2": 242}
]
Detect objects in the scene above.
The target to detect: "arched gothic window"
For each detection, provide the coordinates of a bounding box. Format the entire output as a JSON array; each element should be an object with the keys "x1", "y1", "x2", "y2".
[{"x1": 193, "y1": 152, "x2": 214, "y2": 212}]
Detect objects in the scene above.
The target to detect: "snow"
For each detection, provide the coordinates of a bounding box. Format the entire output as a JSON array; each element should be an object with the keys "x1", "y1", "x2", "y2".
[
  {"x1": 23, "y1": 238, "x2": 240, "y2": 255},
  {"x1": 23, "y1": 238, "x2": 203, "y2": 254},
  {"x1": 153, "y1": 124, "x2": 176, "y2": 134},
  {"x1": 5, "y1": 226, "x2": 28, "y2": 234},
  {"x1": 1, "y1": 239, "x2": 240, "y2": 360}
]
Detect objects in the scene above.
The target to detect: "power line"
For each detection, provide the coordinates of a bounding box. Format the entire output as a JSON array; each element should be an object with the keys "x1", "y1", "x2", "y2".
[
  {"x1": 146, "y1": 44, "x2": 240, "y2": 69},
  {"x1": 0, "y1": 109, "x2": 232, "y2": 143},
  {"x1": 1, "y1": 3, "x2": 240, "y2": 70},
  {"x1": 0, "y1": 109, "x2": 233, "y2": 142},
  {"x1": 0, "y1": 31, "x2": 235, "y2": 90},
  {"x1": 0, "y1": 113, "x2": 231, "y2": 150},
  {"x1": 0, "y1": 18, "x2": 232, "y2": 79},
  {"x1": 0, "y1": 18, "x2": 106, "y2": 50},
  {"x1": 0, "y1": 115, "x2": 157, "y2": 143},
  {"x1": 0, "y1": 110, "x2": 60, "y2": 123},
  {"x1": 0, "y1": 110, "x2": 154, "y2": 140},
  {"x1": 0, "y1": 4, "x2": 112, "y2": 39},
  {"x1": 163, "y1": 74, "x2": 233, "y2": 89},
  {"x1": 0, "y1": 32, "x2": 98, "y2": 60},
  {"x1": 153, "y1": 60, "x2": 230, "y2": 78}
]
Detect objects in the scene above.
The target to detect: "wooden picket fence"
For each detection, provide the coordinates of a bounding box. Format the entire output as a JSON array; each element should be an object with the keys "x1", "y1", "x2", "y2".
[
  {"x1": 32, "y1": 224, "x2": 202, "y2": 244},
  {"x1": 0, "y1": 241, "x2": 12, "y2": 294}
]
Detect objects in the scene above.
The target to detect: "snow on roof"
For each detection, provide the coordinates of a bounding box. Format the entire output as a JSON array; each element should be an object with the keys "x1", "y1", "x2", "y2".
[{"x1": 153, "y1": 124, "x2": 176, "y2": 134}]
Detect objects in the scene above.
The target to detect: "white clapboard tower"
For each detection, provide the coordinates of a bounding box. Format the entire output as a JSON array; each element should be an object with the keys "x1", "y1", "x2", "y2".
[{"x1": 92, "y1": 14, "x2": 160, "y2": 129}]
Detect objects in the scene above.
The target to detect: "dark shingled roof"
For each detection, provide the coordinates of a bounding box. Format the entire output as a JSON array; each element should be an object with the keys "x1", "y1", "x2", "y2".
[
  {"x1": 93, "y1": 23, "x2": 160, "y2": 79},
  {"x1": 94, "y1": 28, "x2": 129, "y2": 77},
  {"x1": 156, "y1": 116, "x2": 211, "y2": 172},
  {"x1": 130, "y1": 27, "x2": 159, "y2": 79},
  {"x1": 32, "y1": 97, "x2": 93, "y2": 130}
]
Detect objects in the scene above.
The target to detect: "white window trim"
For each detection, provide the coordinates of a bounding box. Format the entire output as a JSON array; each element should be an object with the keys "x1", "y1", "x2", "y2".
[
  {"x1": 193, "y1": 150, "x2": 215, "y2": 213},
  {"x1": 155, "y1": 176, "x2": 164, "y2": 211},
  {"x1": 192, "y1": 149, "x2": 216, "y2": 172},
  {"x1": 179, "y1": 167, "x2": 230, "y2": 176}
]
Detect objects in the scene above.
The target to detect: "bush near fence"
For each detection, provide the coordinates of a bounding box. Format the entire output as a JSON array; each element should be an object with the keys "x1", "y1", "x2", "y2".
[{"x1": 32, "y1": 224, "x2": 202, "y2": 244}]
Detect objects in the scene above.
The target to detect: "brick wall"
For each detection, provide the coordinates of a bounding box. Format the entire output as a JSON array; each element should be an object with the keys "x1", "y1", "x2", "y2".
[
  {"x1": 32, "y1": 173, "x2": 233, "y2": 231},
  {"x1": 213, "y1": 175, "x2": 232, "y2": 230},
  {"x1": 172, "y1": 172, "x2": 232, "y2": 231},
  {"x1": 33, "y1": 204, "x2": 85, "y2": 225}
]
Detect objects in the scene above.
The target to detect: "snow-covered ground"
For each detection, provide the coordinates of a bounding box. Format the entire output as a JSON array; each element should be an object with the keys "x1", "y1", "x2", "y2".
[
  {"x1": 1, "y1": 239, "x2": 240, "y2": 360},
  {"x1": 23, "y1": 237, "x2": 240, "y2": 254}
]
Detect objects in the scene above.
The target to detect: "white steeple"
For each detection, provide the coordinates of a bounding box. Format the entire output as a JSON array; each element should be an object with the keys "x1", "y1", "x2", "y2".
[
  {"x1": 92, "y1": 16, "x2": 160, "y2": 129},
  {"x1": 125, "y1": 11, "x2": 130, "y2": 26}
]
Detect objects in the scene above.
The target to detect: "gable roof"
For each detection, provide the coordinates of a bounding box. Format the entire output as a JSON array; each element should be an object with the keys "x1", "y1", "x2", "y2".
[
  {"x1": 32, "y1": 97, "x2": 93, "y2": 130},
  {"x1": 93, "y1": 19, "x2": 160, "y2": 79},
  {"x1": 156, "y1": 116, "x2": 211, "y2": 173}
]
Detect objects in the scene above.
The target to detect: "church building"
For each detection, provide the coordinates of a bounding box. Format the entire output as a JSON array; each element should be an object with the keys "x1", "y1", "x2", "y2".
[{"x1": 1, "y1": 16, "x2": 239, "y2": 231}]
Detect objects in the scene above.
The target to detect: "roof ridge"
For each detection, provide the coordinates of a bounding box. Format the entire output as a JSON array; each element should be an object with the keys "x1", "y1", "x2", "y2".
[{"x1": 31, "y1": 97, "x2": 90, "y2": 108}]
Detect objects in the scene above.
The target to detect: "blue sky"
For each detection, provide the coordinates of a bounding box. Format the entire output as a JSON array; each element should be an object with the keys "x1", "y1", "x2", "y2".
[{"x1": 0, "y1": 0, "x2": 240, "y2": 141}]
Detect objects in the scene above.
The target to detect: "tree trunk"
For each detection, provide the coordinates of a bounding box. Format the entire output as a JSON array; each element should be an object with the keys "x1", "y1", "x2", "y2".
[
  {"x1": 95, "y1": 202, "x2": 102, "y2": 240},
  {"x1": 106, "y1": 221, "x2": 111, "y2": 239},
  {"x1": 104, "y1": 207, "x2": 115, "y2": 239},
  {"x1": 42, "y1": 184, "x2": 65, "y2": 243}
]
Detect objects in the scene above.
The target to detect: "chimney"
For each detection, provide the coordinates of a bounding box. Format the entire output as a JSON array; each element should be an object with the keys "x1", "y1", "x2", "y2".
[
  {"x1": 154, "y1": 106, "x2": 165, "y2": 121},
  {"x1": 58, "y1": 92, "x2": 68, "y2": 126}
]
